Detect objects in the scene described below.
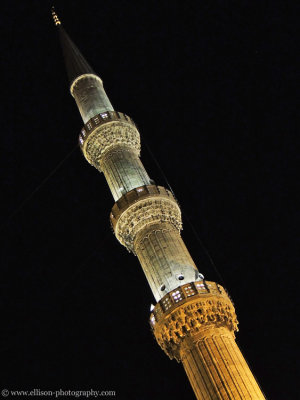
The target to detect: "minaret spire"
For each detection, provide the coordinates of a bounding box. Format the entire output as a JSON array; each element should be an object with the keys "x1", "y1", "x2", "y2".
[
  {"x1": 51, "y1": 7, "x2": 113, "y2": 123},
  {"x1": 58, "y1": 27, "x2": 96, "y2": 86},
  {"x1": 51, "y1": 6, "x2": 96, "y2": 86}
]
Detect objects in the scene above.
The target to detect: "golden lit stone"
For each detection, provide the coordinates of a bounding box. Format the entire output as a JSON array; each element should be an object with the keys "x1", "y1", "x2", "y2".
[{"x1": 151, "y1": 282, "x2": 265, "y2": 399}]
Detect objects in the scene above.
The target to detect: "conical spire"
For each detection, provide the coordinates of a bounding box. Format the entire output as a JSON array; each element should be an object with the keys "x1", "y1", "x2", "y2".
[{"x1": 51, "y1": 7, "x2": 96, "y2": 85}]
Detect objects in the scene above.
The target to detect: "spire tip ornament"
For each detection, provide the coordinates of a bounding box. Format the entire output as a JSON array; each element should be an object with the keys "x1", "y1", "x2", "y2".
[{"x1": 51, "y1": 6, "x2": 61, "y2": 26}]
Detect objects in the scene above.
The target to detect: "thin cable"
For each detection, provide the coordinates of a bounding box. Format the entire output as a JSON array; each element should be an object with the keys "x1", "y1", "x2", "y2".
[
  {"x1": 58, "y1": 232, "x2": 111, "y2": 292},
  {"x1": 181, "y1": 209, "x2": 226, "y2": 286},
  {"x1": 140, "y1": 133, "x2": 176, "y2": 197},
  {"x1": 142, "y1": 133, "x2": 226, "y2": 286},
  {"x1": 1, "y1": 144, "x2": 78, "y2": 231},
  {"x1": 0, "y1": 230, "x2": 112, "y2": 354}
]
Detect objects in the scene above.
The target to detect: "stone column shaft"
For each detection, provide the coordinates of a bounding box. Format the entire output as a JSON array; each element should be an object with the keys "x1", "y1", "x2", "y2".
[
  {"x1": 135, "y1": 222, "x2": 199, "y2": 301},
  {"x1": 71, "y1": 74, "x2": 114, "y2": 123},
  {"x1": 78, "y1": 110, "x2": 265, "y2": 400},
  {"x1": 100, "y1": 145, "x2": 151, "y2": 201},
  {"x1": 182, "y1": 328, "x2": 265, "y2": 400},
  {"x1": 150, "y1": 282, "x2": 266, "y2": 400},
  {"x1": 110, "y1": 184, "x2": 203, "y2": 301},
  {"x1": 80, "y1": 111, "x2": 152, "y2": 201}
]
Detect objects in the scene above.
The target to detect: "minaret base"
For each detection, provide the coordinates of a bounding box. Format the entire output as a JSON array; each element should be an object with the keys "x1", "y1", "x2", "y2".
[
  {"x1": 181, "y1": 326, "x2": 265, "y2": 399},
  {"x1": 150, "y1": 281, "x2": 265, "y2": 400}
]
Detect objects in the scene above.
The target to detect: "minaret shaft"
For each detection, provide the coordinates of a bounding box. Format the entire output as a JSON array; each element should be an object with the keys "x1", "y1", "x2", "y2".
[
  {"x1": 80, "y1": 110, "x2": 201, "y2": 296},
  {"x1": 71, "y1": 74, "x2": 114, "y2": 123},
  {"x1": 151, "y1": 282, "x2": 265, "y2": 400},
  {"x1": 100, "y1": 145, "x2": 151, "y2": 201},
  {"x1": 135, "y1": 222, "x2": 199, "y2": 301},
  {"x1": 53, "y1": 10, "x2": 265, "y2": 398},
  {"x1": 182, "y1": 329, "x2": 264, "y2": 399}
]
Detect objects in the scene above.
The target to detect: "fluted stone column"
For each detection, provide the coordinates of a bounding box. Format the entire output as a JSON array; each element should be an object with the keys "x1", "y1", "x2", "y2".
[
  {"x1": 80, "y1": 111, "x2": 151, "y2": 200},
  {"x1": 79, "y1": 111, "x2": 265, "y2": 399},
  {"x1": 71, "y1": 74, "x2": 114, "y2": 123},
  {"x1": 100, "y1": 145, "x2": 151, "y2": 200},
  {"x1": 150, "y1": 282, "x2": 265, "y2": 400},
  {"x1": 182, "y1": 328, "x2": 265, "y2": 399},
  {"x1": 135, "y1": 222, "x2": 200, "y2": 301},
  {"x1": 110, "y1": 184, "x2": 202, "y2": 300}
]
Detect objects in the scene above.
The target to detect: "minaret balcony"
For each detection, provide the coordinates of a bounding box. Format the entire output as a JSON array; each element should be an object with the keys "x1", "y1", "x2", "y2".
[
  {"x1": 150, "y1": 280, "x2": 238, "y2": 362},
  {"x1": 110, "y1": 184, "x2": 182, "y2": 252},
  {"x1": 79, "y1": 110, "x2": 137, "y2": 148},
  {"x1": 79, "y1": 110, "x2": 141, "y2": 171}
]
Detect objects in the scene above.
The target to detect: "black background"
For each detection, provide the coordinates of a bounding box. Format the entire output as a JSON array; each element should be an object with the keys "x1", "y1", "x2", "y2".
[{"x1": 1, "y1": 1, "x2": 298, "y2": 399}]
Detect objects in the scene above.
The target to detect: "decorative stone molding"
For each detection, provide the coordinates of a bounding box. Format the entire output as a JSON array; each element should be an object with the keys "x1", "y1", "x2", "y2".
[
  {"x1": 110, "y1": 185, "x2": 182, "y2": 252},
  {"x1": 150, "y1": 281, "x2": 238, "y2": 361},
  {"x1": 70, "y1": 73, "x2": 103, "y2": 96},
  {"x1": 135, "y1": 223, "x2": 179, "y2": 248},
  {"x1": 79, "y1": 111, "x2": 140, "y2": 169}
]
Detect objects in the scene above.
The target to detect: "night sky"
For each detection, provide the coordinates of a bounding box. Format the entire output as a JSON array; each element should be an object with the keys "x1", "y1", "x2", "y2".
[{"x1": 1, "y1": 1, "x2": 298, "y2": 399}]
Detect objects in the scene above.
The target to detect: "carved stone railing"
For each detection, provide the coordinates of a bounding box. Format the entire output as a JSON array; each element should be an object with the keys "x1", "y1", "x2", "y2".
[
  {"x1": 79, "y1": 111, "x2": 137, "y2": 147},
  {"x1": 110, "y1": 185, "x2": 182, "y2": 252},
  {"x1": 150, "y1": 281, "x2": 238, "y2": 361},
  {"x1": 79, "y1": 111, "x2": 141, "y2": 170}
]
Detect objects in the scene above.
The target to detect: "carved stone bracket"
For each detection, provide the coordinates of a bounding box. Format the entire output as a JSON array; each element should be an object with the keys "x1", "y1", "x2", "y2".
[
  {"x1": 79, "y1": 111, "x2": 140, "y2": 170},
  {"x1": 150, "y1": 281, "x2": 238, "y2": 361},
  {"x1": 110, "y1": 185, "x2": 182, "y2": 252}
]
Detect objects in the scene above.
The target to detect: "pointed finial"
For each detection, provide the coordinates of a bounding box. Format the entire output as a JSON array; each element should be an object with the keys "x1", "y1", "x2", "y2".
[{"x1": 51, "y1": 6, "x2": 61, "y2": 26}]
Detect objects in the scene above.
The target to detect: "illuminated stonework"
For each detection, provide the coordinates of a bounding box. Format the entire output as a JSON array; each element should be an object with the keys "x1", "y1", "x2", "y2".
[
  {"x1": 135, "y1": 223, "x2": 200, "y2": 300},
  {"x1": 53, "y1": 12, "x2": 266, "y2": 399},
  {"x1": 71, "y1": 74, "x2": 114, "y2": 123},
  {"x1": 110, "y1": 185, "x2": 181, "y2": 251},
  {"x1": 80, "y1": 111, "x2": 140, "y2": 166},
  {"x1": 150, "y1": 281, "x2": 238, "y2": 361},
  {"x1": 70, "y1": 73, "x2": 103, "y2": 96},
  {"x1": 151, "y1": 283, "x2": 265, "y2": 399},
  {"x1": 80, "y1": 111, "x2": 151, "y2": 200},
  {"x1": 110, "y1": 185, "x2": 201, "y2": 300}
]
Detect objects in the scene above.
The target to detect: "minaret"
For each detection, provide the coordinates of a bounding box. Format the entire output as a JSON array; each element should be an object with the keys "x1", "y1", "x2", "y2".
[{"x1": 52, "y1": 8, "x2": 266, "y2": 399}]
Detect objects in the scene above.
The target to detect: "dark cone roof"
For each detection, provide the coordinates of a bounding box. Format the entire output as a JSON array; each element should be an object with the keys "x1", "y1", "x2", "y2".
[{"x1": 58, "y1": 26, "x2": 96, "y2": 85}]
